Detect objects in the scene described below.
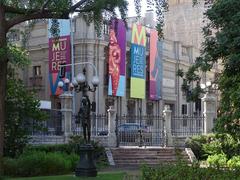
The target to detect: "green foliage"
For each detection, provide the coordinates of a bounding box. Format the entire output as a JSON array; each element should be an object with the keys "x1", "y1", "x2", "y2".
[
  {"x1": 141, "y1": 161, "x2": 240, "y2": 180},
  {"x1": 185, "y1": 134, "x2": 212, "y2": 160},
  {"x1": 7, "y1": 45, "x2": 30, "y2": 67},
  {"x1": 24, "y1": 144, "x2": 77, "y2": 155},
  {"x1": 49, "y1": 19, "x2": 60, "y2": 40},
  {"x1": 227, "y1": 156, "x2": 240, "y2": 169},
  {"x1": 185, "y1": 133, "x2": 240, "y2": 161},
  {"x1": 24, "y1": 136, "x2": 86, "y2": 155},
  {"x1": 177, "y1": 68, "x2": 203, "y2": 102},
  {"x1": 3, "y1": 136, "x2": 108, "y2": 177},
  {"x1": 3, "y1": 151, "x2": 78, "y2": 177},
  {"x1": 207, "y1": 153, "x2": 227, "y2": 168},
  {"x1": 203, "y1": 133, "x2": 240, "y2": 159},
  {"x1": 6, "y1": 173, "x2": 126, "y2": 180},
  {"x1": 24, "y1": 135, "x2": 108, "y2": 168},
  {"x1": 202, "y1": 139, "x2": 222, "y2": 156},
  {"x1": 4, "y1": 66, "x2": 47, "y2": 158},
  {"x1": 176, "y1": 69, "x2": 184, "y2": 77}
]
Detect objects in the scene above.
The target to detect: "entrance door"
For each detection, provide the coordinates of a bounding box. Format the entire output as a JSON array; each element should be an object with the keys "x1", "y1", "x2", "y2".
[{"x1": 116, "y1": 115, "x2": 165, "y2": 147}]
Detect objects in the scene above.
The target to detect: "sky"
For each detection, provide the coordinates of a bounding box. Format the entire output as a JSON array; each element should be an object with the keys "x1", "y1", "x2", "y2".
[
  {"x1": 127, "y1": 0, "x2": 148, "y2": 17},
  {"x1": 72, "y1": 0, "x2": 149, "y2": 18}
]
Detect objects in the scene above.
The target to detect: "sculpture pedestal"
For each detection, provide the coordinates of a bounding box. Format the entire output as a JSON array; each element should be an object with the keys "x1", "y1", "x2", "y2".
[{"x1": 75, "y1": 144, "x2": 97, "y2": 177}]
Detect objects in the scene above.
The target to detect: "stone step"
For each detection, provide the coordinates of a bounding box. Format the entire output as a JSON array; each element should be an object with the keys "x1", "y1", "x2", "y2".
[
  {"x1": 112, "y1": 152, "x2": 188, "y2": 157},
  {"x1": 115, "y1": 159, "x2": 178, "y2": 163},
  {"x1": 112, "y1": 152, "x2": 177, "y2": 156},
  {"x1": 115, "y1": 161, "x2": 181, "y2": 166},
  {"x1": 110, "y1": 147, "x2": 191, "y2": 167},
  {"x1": 111, "y1": 148, "x2": 175, "y2": 152},
  {"x1": 112, "y1": 153, "x2": 177, "y2": 157},
  {"x1": 113, "y1": 156, "x2": 187, "y2": 160}
]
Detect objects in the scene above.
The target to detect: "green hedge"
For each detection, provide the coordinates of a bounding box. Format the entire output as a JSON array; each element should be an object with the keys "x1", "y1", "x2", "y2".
[
  {"x1": 207, "y1": 154, "x2": 228, "y2": 168},
  {"x1": 227, "y1": 156, "x2": 240, "y2": 169},
  {"x1": 141, "y1": 162, "x2": 240, "y2": 180},
  {"x1": 24, "y1": 136, "x2": 106, "y2": 161},
  {"x1": 185, "y1": 133, "x2": 240, "y2": 160},
  {"x1": 3, "y1": 135, "x2": 108, "y2": 177},
  {"x1": 3, "y1": 151, "x2": 79, "y2": 177},
  {"x1": 24, "y1": 144, "x2": 77, "y2": 154}
]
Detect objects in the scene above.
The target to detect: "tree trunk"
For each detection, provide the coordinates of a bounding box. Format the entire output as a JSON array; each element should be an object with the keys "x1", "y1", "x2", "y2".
[
  {"x1": 0, "y1": 59, "x2": 7, "y2": 155},
  {"x1": 0, "y1": 4, "x2": 7, "y2": 176}
]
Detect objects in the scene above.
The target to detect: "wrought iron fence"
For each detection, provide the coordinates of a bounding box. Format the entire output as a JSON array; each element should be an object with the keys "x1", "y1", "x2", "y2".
[
  {"x1": 116, "y1": 115, "x2": 165, "y2": 147},
  {"x1": 171, "y1": 115, "x2": 204, "y2": 136},
  {"x1": 72, "y1": 114, "x2": 108, "y2": 137},
  {"x1": 30, "y1": 109, "x2": 63, "y2": 136}
]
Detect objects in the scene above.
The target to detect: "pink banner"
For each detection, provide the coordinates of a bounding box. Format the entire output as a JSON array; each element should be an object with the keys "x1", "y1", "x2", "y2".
[
  {"x1": 49, "y1": 35, "x2": 71, "y2": 73},
  {"x1": 149, "y1": 29, "x2": 162, "y2": 100}
]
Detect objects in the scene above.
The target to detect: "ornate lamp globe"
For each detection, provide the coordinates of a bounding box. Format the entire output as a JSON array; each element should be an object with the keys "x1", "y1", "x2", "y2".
[
  {"x1": 206, "y1": 81, "x2": 212, "y2": 87},
  {"x1": 76, "y1": 73, "x2": 86, "y2": 84},
  {"x1": 72, "y1": 78, "x2": 78, "y2": 87},
  {"x1": 92, "y1": 76, "x2": 100, "y2": 87},
  {"x1": 64, "y1": 78, "x2": 70, "y2": 84},
  {"x1": 58, "y1": 81, "x2": 64, "y2": 88}
]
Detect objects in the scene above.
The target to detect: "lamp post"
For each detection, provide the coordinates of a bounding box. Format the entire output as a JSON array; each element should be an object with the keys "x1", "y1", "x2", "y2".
[
  {"x1": 58, "y1": 66, "x2": 99, "y2": 177},
  {"x1": 200, "y1": 81, "x2": 217, "y2": 134},
  {"x1": 72, "y1": 68, "x2": 99, "y2": 144}
]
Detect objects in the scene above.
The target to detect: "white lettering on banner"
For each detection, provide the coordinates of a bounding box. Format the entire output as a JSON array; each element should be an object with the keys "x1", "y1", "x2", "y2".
[
  {"x1": 51, "y1": 61, "x2": 66, "y2": 71},
  {"x1": 52, "y1": 38, "x2": 67, "y2": 51},
  {"x1": 133, "y1": 46, "x2": 144, "y2": 56},
  {"x1": 132, "y1": 45, "x2": 145, "y2": 78}
]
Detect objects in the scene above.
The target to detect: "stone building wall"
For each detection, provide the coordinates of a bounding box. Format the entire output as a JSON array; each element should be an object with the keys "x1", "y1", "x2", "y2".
[
  {"x1": 164, "y1": 0, "x2": 205, "y2": 49},
  {"x1": 13, "y1": 9, "x2": 216, "y2": 117}
]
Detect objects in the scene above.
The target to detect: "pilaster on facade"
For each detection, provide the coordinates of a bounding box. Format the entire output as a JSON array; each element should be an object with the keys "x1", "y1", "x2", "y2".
[{"x1": 10, "y1": 13, "x2": 220, "y2": 117}]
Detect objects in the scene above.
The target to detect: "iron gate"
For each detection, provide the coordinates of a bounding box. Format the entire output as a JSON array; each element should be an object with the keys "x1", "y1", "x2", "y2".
[
  {"x1": 116, "y1": 115, "x2": 166, "y2": 147},
  {"x1": 171, "y1": 115, "x2": 204, "y2": 136}
]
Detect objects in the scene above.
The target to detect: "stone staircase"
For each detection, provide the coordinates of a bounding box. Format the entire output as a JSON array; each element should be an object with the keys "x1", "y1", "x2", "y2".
[{"x1": 110, "y1": 147, "x2": 192, "y2": 167}]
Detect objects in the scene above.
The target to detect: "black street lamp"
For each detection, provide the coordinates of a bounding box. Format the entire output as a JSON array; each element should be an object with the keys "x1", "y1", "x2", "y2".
[
  {"x1": 74, "y1": 68, "x2": 99, "y2": 177},
  {"x1": 73, "y1": 68, "x2": 99, "y2": 144},
  {"x1": 58, "y1": 67, "x2": 99, "y2": 177}
]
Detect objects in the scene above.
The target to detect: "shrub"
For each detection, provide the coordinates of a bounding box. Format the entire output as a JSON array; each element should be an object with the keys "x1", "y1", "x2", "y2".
[
  {"x1": 227, "y1": 156, "x2": 240, "y2": 169},
  {"x1": 202, "y1": 139, "x2": 222, "y2": 156},
  {"x1": 24, "y1": 144, "x2": 76, "y2": 155},
  {"x1": 185, "y1": 134, "x2": 213, "y2": 160},
  {"x1": 3, "y1": 151, "x2": 79, "y2": 177},
  {"x1": 141, "y1": 162, "x2": 240, "y2": 180},
  {"x1": 5, "y1": 75, "x2": 47, "y2": 158},
  {"x1": 185, "y1": 133, "x2": 240, "y2": 161},
  {"x1": 207, "y1": 153, "x2": 227, "y2": 168},
  {"x1": 24, "y1": 135, "x2": 107, "y2": 167},
  {"x1": 203, "y1": 133, "x2": 240, "y2": 159}
]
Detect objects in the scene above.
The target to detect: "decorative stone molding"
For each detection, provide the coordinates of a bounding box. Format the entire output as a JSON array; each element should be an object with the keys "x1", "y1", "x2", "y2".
[
  {"x1": 107, "y1": 106, "x2": 117, "y2": 147},
  {"x1": 202, "y1": 92, "x2": 216, "y2": 134},
  {"x1": 163, "y1": 105, "x2": 173, "y2": 146},
  {"x1": 60, "y1": 92, "x2": 73, "y2": 143}
]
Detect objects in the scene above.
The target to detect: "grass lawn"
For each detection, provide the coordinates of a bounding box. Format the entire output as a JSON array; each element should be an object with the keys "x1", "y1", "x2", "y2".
[{"x1": 6, "y1": 172, "x2": 126, "y2": 180}]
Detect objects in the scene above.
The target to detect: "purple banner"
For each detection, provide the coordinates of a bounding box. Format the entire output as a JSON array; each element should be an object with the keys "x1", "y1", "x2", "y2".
[
  {"x1": 49, "y1": 35, "x2": 71, "y2": 73},
  {"x1": 108, "y1": 19, "x2": 126, "y2": 97}
]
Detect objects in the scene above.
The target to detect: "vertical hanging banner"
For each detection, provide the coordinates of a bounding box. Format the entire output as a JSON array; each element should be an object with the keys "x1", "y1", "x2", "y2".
[
  {"x1": 130, "y1": 24, "x2": 146, "y2": 99},
  {"x1": 108, "y1": 19, "x2": 126, "y2": 97},
  {"x1": 149, "y1": 29, "x2": 163, "y2": 100},
  {"x1": 48, "y1": 20, "x2": 71, "y2": 96}
]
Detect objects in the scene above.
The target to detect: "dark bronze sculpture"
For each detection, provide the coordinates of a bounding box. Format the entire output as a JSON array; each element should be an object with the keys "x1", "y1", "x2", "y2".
[{"x1": 77, "y1": 95, "x2": 91, "y2": 143}]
